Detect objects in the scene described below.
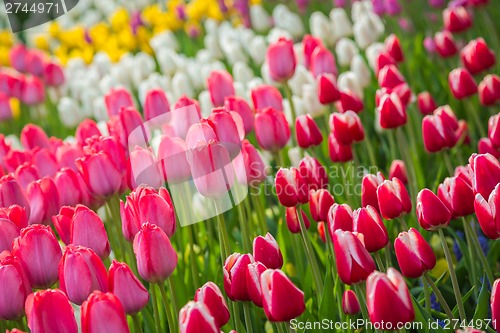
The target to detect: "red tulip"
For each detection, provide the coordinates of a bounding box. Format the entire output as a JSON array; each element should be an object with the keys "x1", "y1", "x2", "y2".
[
  {"x1": 438, "y1": 176, "x2": 475, "y2": 218},
  {"x1": 492, "y1": 279, "x2": 500, "y2": 332},
  {"x1": 81, "y1": 291, "x2": 130, "y2": 333},
  {"x1": 317, "y1": 73, "x2": 341, "y2": 105},
  {"x1": 246, "y1": 261, "x2": 267, "y2": 307},
  {"x1": 443, "y1": 6, "x2": 472, "y2": 33},
  {"x1": 12, "y1": 225, "x2": 61, "y2": 288},
  {"x1": 389, "y1": 159, "x2": 408, "y2": 185},
  {"x1": 469, "y1": 153, "x2": 500, "y2": 199},
  {"x1": 233, "y1": 139, "x2": 267, "y2": 185},
  {"x1": 375, "y1": 52, "x2": 396, "y2": 76},
  {"x1": 330, "y1": 111, "x2": 365, "y2": 145},
  {"x1": 43, "y1": 62, "x2": 65, "y2": 87},
  {"x1": 377, "y1": 178, "x2": 412, "y2": 220},
  {"x1": 449, "y1": 68, "x2": 477, "y2": 99},
  {"x1": 394, "y1": 228, "x2": 436, "y2": 278},
  {"x1": 254, "y1": 107, "x2": 290, "y2": 152},
  {"x1": 194, "y1": 282, "x2": 230, "y2": 327},
  {"x1": 179, "y1": 301, "x2": 218, "y2": 333},
  {"x1": 253, "y1": 233, "x2": 283, "y2": 269},
  {"x1": 336, "y1": 90, "x2": 364, "y2": 114},
  {"x1": 251, "y1": 85, "x2": 283, "y2": 112},
  {"x1": 342, "y1": 290, "x2": 360, "y2": 315},
  {"x1": 299, "y1": 156, "x2": 328, "y2": 191},
  {"x1": 474, "y1": 183, "x2": 500, "y2": 240},
  {"x1": 327, "y1": 203, "x2": 353, "y2": 241},
  {"x1": 109, "y1": 260, "x2": 149, "y2": 314},
  {"x1": 353, "y1": 206, "x2": 388, "y2": 252},
  {"x1": 261, "y1": 269, "x2": 305, "y2": 321},
  {"x1": 266, "y1": 38, "x2": 297, "y2": 82},
  {"x1": 479, "y1": 138, "x2": 500, "y2": 159},
  {"x1": 309, "y1": 189, "x2": 335, "y2": 222},
  {"x1": 275, "y1": 167, "x2": 308, "y2": 207},
  {"x1": 422, "y1": 105, "x2": 460, "y2": 153},
  {"x1": 70, "y1": 205, "x2": 110, "y2": 259},
  {"x1": 25, "y1": 289, "x2": 78, "y2": 333},
  {"x1": 377, "y1": 92, "x2": 407, "y2": 129},
  {"x1": 434, "y1": 31, "x2": 458, "y2": 58},
  {"x1": 0, "y1": 251, "x2": 31, "y2": 320},
  {"x1": 460, "y1": 38, "x2": 495, "y2": 75},
  {"x1": 384, "y1": 34, "x2": 404, "y2": 63},
  {"x1": 488, "y1": 114, "x2": 500, "y2": 148},
  {"x1": 295, "y1": 114, "x2": 323, "y2": 148},
  {"x1": 361, "y1": 172, "x2": 385, "y2": 212},
  {"x1": 332, "y1": 230, "x2": 376, "y2": 284},
  {"x1": 105, "y1": 87, "x2": 134, "y2": 117},
  {"x1": 417, "y1": 91, "x2": 437, "y2": 115},
  {"x1": 133, "y1": 223, "x2": 178, "y2": 283},
  {"x1": 144, "y1": 89, "x2": 170, "y2": 122},
  {"x1": 310, "y1": 47, "x2": 337, "y2": 78},
  {"x1": 223, "y1": 253, "x2": 254, "y2": 301},
  {"x1": 478, "y1": 74, "x2": 500, "y2": 106},
  {"x1": 318, "y1": 221, "x2": 326, "y2": 242},
  {"x1": 416, "y1": 188, "x2": 452, "y2": 231},
  {"x1": 207, "y1": 70, "x2": 235, "y2": 107},
  {"x1": 303, "y1": 35, "x2": 323, "y2": 69},
  {"x1": 366, "y1": 268, "x2": 415, "y2": 326},
  {"x1": 224, "y1": 96, "x2": 254, "y2": 134},
  {"x1": 378, "y1": 65, "x2": 406, "y2": 90},
  {"x1": 285, "y1": 206, "x2": 311, "y2": 233},
  {"x1": 328, "y1": 133, "x2": 353, "y2": 163}
]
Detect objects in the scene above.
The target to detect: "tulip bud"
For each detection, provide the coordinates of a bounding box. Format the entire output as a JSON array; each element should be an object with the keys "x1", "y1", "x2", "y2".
[
  {"x1": 207, "y1": 108, "x2": 243, "y2": 159},
  {"x1": 109, "y1": 260, "x2": 149, "y2": 315},
  {"x1": 233, "y1": 139, "x2": 267, "y2": 185},
  {"x1": 361, "y1": 172, "x2": 385, "y2": 212},
  {"x1": 144, "y1": 89, "x2": 170, "y2": 122},
  {"x1": 377, "y1": 178, "x2": 412, "y2": 220},
  {"x1": 416, "y1": 188, "x2": 452, "y2": 231},
  {"x1": 438, "y1": 176, "x2": 475, "y2": 218},
  {"x1": 449, "y1": 68, "x2": 477, "y2": 100},
  {"x1": 417, "y1": 91, "x2": 437, "y2": 115},
  {"x1": 76, "y1": 119, "x2": 102, "y2": 146},
  {"x1": 474, "y1": 183, "x2": 500, "y2": 240},
  {"x1": 366, "y1": 268, "x2": 415, "y2": 326},
  {"x1": 194, "y1": 282, "x2": 230, "y2": 327},
  {"x1": 327, "y1": 203, "x2": 354, "y2": 241},
  {"x1": 254, "y1": 107, "x2": 290, "y2": 152},
  {"x1": 0, "y1": 218, "x2": 20, "y2": 252},
  {"x1": 394, "y1": 228, "x2": 436, "y2": 278},
  {"x1": 443, "y1": 6, "x2": 472, "y2": 33},
  {"x1": 389, "y1": 159, "x2": 408, "y2": 185},
  {"x1": 253, "y1": 233, "x2": 283, "y2": 269},
  {"x1": 302, "y1": 35, "x2": 323, "y2": 69},
  {"x1": 375, "y1": 52, "x2": 396, "y2": 76},
  {"x1": 469, "y1": 153, "x2": 500, "y2": 199},
  {"x1": 295, "y1": 114, "x2": 323, "y2": 148},
  {"x1": 351, "y1": 54, "x2": 371, "y2": 88},
  {"x1": 460, "y1": 38, "x2": 495, "y2": 75},
  {"x1": 81, "y1": 291, "x2": 130, "y2": 333},
  {"x1": 43, "y1": 62, "x2": 65, "y2": 87},
  {"x1": 224, "y1": 96, "x2": 254, "y2": 135},
  {"x1": 0, "y1": 251, "x2": 31, "y2": 320},
  {"x1": 310, "y1": 47, "x2": 337, "y2": 78},
  {"x1": 489, "y1": 114, "x2": 500, "y2": 148},
  {"x1": 377, "y1": 92, "x2": 407, "y2": 129},
  {"x1": 478, "y1": 74, "x2": 500, "y2": 106},
  {"x1": 384, "y1": 34, "x2": 404, "y2": 63},
  {"x1": 76, "y1": 153, "x2": 122, "y2": 199},
  {"x1": 330, "y1": 111, "x2": 365, "y2": 145},
  {"x1": 275, "y1": 167, "x2": 308, "y2": 207},
  {"x1": 336, "y1": 38, "x2": 359, "y2": 67},
  {"x1": 251, "y1": 85, "x2": 283, "y2": 112},
  {"x1": 179, "y1": 301, "x2": 219, "y2": 333},
  {"x1": 378, "y1": 65, "x2": 406, "y2": 90},
  {"x1": 299, "y1": 156, "x2": 328, "y2": 191},
  {"x1": 342, "y1": 290, "x2": 360, "y2": 315},
  {"x1": 105, "y1": 88, "x2": 134, "y2": 118},
  {"x1": 224, "y1": 253, "x2": 254, "y2": 301},
  {"x1": 353, "y1": 206, "x2": 388, "y2": 253},
  {"x1": 309, "y1": 189, "x2": 335, "y2": 222},
  {"x1": 25, "y1": 289, "x2": 78, "y2": 333},
  {"x1": 261, "y1": 269, "x2": 305, "y2": 321},
  {"x1": 245, "y1": 261, "x2": 267, "y2": 308},
  {"x1": 478, "y1": 138, "x2": 500, "y2": 158},
  {"x1": 336, "y1": 90, "x2": 364, "y2": 114},
  {"x1": 434, "y1": 31, "x2": 458, "y2": 58},
  {"x1": 492, "y1": 279, "x2": 499, "y2": 332},
  {"x1": 266, "y1": 38, "x2": 297, "y2": 82},
  {"x1": 286, "y1": 206, "x2": 311, "y2": 233},
  {"x1": 21, "y1": 76, "x2": 45, "y2": 105},
  {"x1": 328, "y1": 133, "x2": 353, "y2": 163},
  {"x1": 207, "y1": 70, "x2": 235, "y2": 107},
  {"x1": 332, "y1": 230, "x2": 376, "y2": 284},
  {"x1": 422, "y1": 106, "x2": 460, "y2": 153},
  {"x1": 317, "y1": 74, "x2": 340, "y2": 105},
  {"x1": 71, "y1": 205, "x2": 110, "y2": 259}
]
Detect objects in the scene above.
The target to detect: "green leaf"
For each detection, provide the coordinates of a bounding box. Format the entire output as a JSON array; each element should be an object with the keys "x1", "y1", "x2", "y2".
[
  {"x1": 451, "y1": 286, "x2": 475, "y2": 317},
  {"x1": 473, "y1": 276, "x2": 491, "y2": 321}
]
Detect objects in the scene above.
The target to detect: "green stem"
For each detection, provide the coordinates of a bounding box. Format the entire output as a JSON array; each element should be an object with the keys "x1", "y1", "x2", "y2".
[
  {"x1": 464, "y1": 97, "x2": 486, "y2": 139},
  {"x1": 443, "y1": 151, "x2": 454, "y2": 175},
  {"x1": 242, "y1": 302, "x2": 254, "y2": 333},
  {"x1": 215, "y1": 200, "x2": 231, "y2": 261},
  {"x1": 398, "y1": 217, "x2": 409, "y2": 231},
  {"x1": 150, "y1": 285, "x2": 162, "y2": 333},
  {"x1": 284, "y1": 82, "x2": 298, "y2": 124},
  {"x1": 232, "y1": 302, "x2": 244, "y2": 333},
  {"x1": 463, "y1": 218, "x2": 495, "y2": 283},
  {"x1": 158, "y1": 283, "x2": 177, "y2": 333},
  {"x1": 237, "y1": 203, "x2": 252, "y2": 252},
  {"x1": 384, "y1": 245, "x2": 392, "y2": 268},
  {"x1": 131, "y1": 314, "x2": 144, "y2": 333},
  {"x1": 276, "y1": 322, "x2": 286, "y2": 333},
  {"x1": 374, "y1": 252, "x2": 385, "y2": 272},
  {"x1": 438, "y1": 229, "x2": 466, "y2": 322},
  {"x1": 187, "y1": 226, "x2": 200, "y2": 288},
  {"x1": 167, "y1": 277, "x2": 180, "y2": 323},
  {"x1": 462, "y1": 218, "x2": 479, "y2": 298},
  {"x1": 422, "y1": 276, "x2": 431, "y2": 315},
  {"x1": 353, "y1": 284, "x2": 372, "y2": 333},
  {"x1": 423, "y1": 272, "x2": 455, "y2": 321},
  {"x1": 396, "y1": 127, "x2": 417, "y2": 204}
]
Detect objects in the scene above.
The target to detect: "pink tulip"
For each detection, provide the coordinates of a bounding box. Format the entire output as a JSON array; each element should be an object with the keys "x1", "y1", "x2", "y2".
[
  {"x1": 342, "y1": 290, "x2": 360, "y2": 315},
  {"x1": 52, "y1": 206, "x2": 74, "y2": 245},
  {"x1": 310, "y1": 47, "x2": 337, "y2": 78},
  {"x1": 254, "y1": 107, "x2": 290, "y2": 152},
  {"x1": 233, "y1": 139, "x2": 267, "y2": 185},
  {"x1": 70, "y1": 205, "x2": 110, "y2": 259},
  {"x1": 261, "y1": 269, "x2": 305, "y2": 321},
  {"x1": 253, "y1": 233, "x2": 283, "y2": 269},
  {"x1": 144, "y1": 89, "x2": 170, "y2": 121},
  {"x1": 43, "y1": 62, "x2": 65, "y2": 87},
  {"x1": 109, "y1": 260, "x2": 149, "y2": 314},
  {"x1": 21, "y1": 76, "x2": 45, "y2": 105},
  {"x1": 246, "y1": 261, "x2": 267, "y2": 307},
  {"x1": 81, "y1": 291, "x2": 130, "y2": 333},
  {"x1": 207, "y1": 70, "x2": 235, "y2": 107},
  {"x1": 194, "y1": 282, "x2": 230, "y2": 328},
  {"x1": 105, "y1": 87, "x2": 134, "y2": 117},
  {"x1": 251, "y1": 85, "x2": 283, "y2": 112},
  {"x1": 266, "y1": 38, "x2": 297, "y2": 82},
  {"x1": 179, "y1": 301, "x2": 219, "y2": 333},
  {"x1": 302, "y1": 35, "x2": 323, "y2": 69},
  {"x1": 207, "y1": 108, "x2": 243, "y2": 158},
  {"x1": 224, "y1": 96, "x2": 254, "y2": 135},
  {"x1": 0, "y1": 251, "x2": 31, "y2": 320}
]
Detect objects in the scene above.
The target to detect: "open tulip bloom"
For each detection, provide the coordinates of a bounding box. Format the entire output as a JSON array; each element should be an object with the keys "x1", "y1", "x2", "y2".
[{"x1": 0, "y1": 0, "x2": 500, "y2": 332}]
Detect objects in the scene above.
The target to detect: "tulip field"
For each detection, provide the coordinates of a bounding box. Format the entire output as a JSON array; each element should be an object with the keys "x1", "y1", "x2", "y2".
[{"x1": 1, "y1": 0, "x2": 500, "y2": 332}]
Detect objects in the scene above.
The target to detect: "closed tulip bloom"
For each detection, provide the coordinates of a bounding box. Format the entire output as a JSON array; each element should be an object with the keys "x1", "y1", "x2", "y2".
[
  {"x1": 438, "y1": 176, "x2": 475, "y2": 218},
  {"x1": 246, "y1": 261, "x2": 267, "y2": 308},
  {"x1": 310, "y1": 47, "x2": 337, "y2": 78},
  {"x1": 25, "y1": 289, "x2": 78, "y2": 333},
  {"x1": 158, "y1": 136, "x2": 191, "y2": 184},
  {"x1": 109, "y1": 260, "x2": 149, "y2": 315},
  {"x1": 469, "y1": 153, "x2": 500, "y2": 199},
  {"x1": 295, "y1": 114, "x2": 323, "y2": 148},
  {"x1": 422, "y1": 106, "x2": 460, "y2": 153},
  {"x1": 374, "y1": 52, "x2": 396, "y2": 76},
  {"x1": 43, "y1": 62, "x2": 65, "y2": 87},
  {"x1": 416, "y1": 188, "x2": 452, "y2": 231},
  {"x1": 254, "y1": 107, "x2": 290, "y2": 152},
  {"x1": 394, "y1": 228, "x2": 436, "y2": 278},
  {"x1": 75, "y1": 119, "x2": 101, "y2": 146},
  {"x1": 59, "y1": 245, "x2": 108, "y2": 306},
  {"x1": 266, "y1": 38, "x2": 296, "y2": 82},
  {"x1": 133, "y1": 223, "x2": 177, "y2": 284},
  {"x1": 0, "y1": 252, "x2": 31, "y2": 320},
  {"x1": 389, "y1": 159, "x2": 408, "y2": 185},
  {"x1": 20, "y1": 124, "x2": 50, "y2": 150},
  {"x1": 144, "y1": 89, "x2": 170, "y2": 122},
  {"x1": 105, "y1": 88, "x2": 134, "y2": 118},
  {"x1": 81, "y1": 291, "x2": 130, "y2": 333},
  {"x1": 327, "y1": 204, "x2": 354, "y2": 240},
  {"x1": 443, "y1": 6, "x2": 472, "y2": 33},
  {"x1": 492, "y1": 279, "x2": 500, "y2": 332},
  {"x1": 317, "y1": 73, "x2": 341, "y2": 104},
  {"x1": 333, "y1": 230, "x2": 376, "y2": 285},
  {"x1": 170, "y1": 96, "x2": 202, "y2": 139},
  {"x1": 330, "y1": 111, "x2": 365, "y2": 145},
  {"x1": 253, "y1": 233, "x2": 283, "y2": 269},
  {"x1": 434, "y1": 30, "x2": 458, "y2": 58},
  {"x1": 70, "y1": 205, "x2": 110, "y2": 259},
  {"x1": 285, "y1": 206, "x2": 311, "y2": 233},
  {"x1": 76, "y1": 153, "x2": 122, "y2": 199},
  {"x1": 207, "y1": 108, "x2": 243, "y2": 159},
  {"x1": 302, "y1": 35, "x2": 323, "y2": 69},
  {"x1": 489, "y1": 114, "x2": 500, "y2": 148},
  {"x1": 474, "y1": 183, "x2": 500, "y2": 240},
  {"x1": 233, "y1": 139, "x2": 267, "y2": 185},
  {"x1": 21, "y1": 76, "x2": 45, "y2": 105},
  {"x1": 336, "y1": 90, "x2": 364, "y2": 114},
  {"x1": 12, "y1": 225, "x2": 61, "y2": 288},
  {"x1": 328, "y1": 134, "x2": 353, "y2": 163},
  {"x1": 275, "y1": 167, "x2": 308, "y2": 207},
  {"x1": 52, "y1": 206, "x2": 74, "y2": 245},
  {"x1": 54, "y1": 168, "x2": 87, "y2": 207},
  {"x1": 251, "y1": 85, "x2": 283, "y2": 111},
  {"x1": 261, "y1": 269, "x2": 305, "y2": 322},
  {"x1": 224, "y1": 96, "x2": 254, "y2": 134},
  {"x1": 417, "y1": 91, "x2": 437, "y2": 115},
  {"x1": 384, "y1": 34, "x2": 404, "y2": 63},
  {"x1": 0, "y1": 218, "x2": 20, "y2": 252},
  {"x1": 378, "y1": 65, "x2": 405, "y2": 90},
  {"x1": 9, "y1": 44, "x2": 28, "y2": 72},
  {"x1": 377, "y1": 92, "x2": 407, "y2": 129},
  {"x1": 460, "y1": 38, "x2": 495, "y2": 75},
  {"x1": 224, "y1": 253, "x2": 254, "y2": 301},
  {"x1": 449, "y1": 68, "x2": 477, "y2": 99},
  {"x1": 479, "y1": 74, "x2": 500, "y2": 106},
  {"x1": 299, "y1": 156, "x2": 328, "y2": 191},
  {"x1": 366, "y1": 268, "x2": 415, "y2": 326},
  {"x1": 179, "y1": 301, "x2": 218, "y2": 333},
  {"x1": 478, "y1": 138, "x2": 500, "y2": 158},
  {"x1": 361, "y1": 172, "x2": 385, "y2": 213},
  {"x1": 342, "y1": 290, "x2": 360, "y2": 315},
  {"x1": 194, "y1": 282, "x2": 230, "y2": 327},
  {"x1": 309, "y1": 189, "x2": 335, "y2": 222},
  {"x1": 353, "y1": 206, "x2": 388, "y2": 253},
  {"x1": 377, "y1": 178, "x2": 412, "y2": 220},
  {"x1": 207, "y1": 70, "x2": 235, "y2": 107}
]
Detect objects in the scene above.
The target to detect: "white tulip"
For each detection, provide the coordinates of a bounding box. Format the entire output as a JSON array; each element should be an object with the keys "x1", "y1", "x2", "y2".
[
  {"x1": 204, "y1": 19, "x2": 219, "y2": 35},
  {"x1": 310, "y1": 12, "x2": 333, "y2": 45},
  {"x1": 234, "y1": 82, "x2": 247, "y2": 99},
  {"x1": 351, "y1": 54, "x2": 371, "y2": 88},
  {"x1": 338, "y1": 71, "x2": 363, "y2": 99},
  {"x1": 222, "y1": 42, "x2": 248, "y2": 66},
  {"x1": 93, "y1": 97, "x2": 108, "y2": 121},
  {"x1": 250, "y1": 5, "x2": 272, "y2": 33},
  {"x1": 273, "y1": 5, "x2": 304, "y2": 38},
  {"x1": 260, "y1": 63, "x2": 275, "y2": 86},
  {"x1": 172, "y1": 72, "x2": 194, "y2": 100},
  {"x1": 58, "y1": 97, "x2": 82, "y2": 128},
  {"x1": 150, "y1": 31, "x2": 179, "y2": 55},
  {"x1": 302, "y1": 83, "x2": 325, "y2": 117},
  {"x1": 294, "y1": 43, "x2": 305, "y2": 68},
  {"x1": 352, "y1": 0, "x2": 373, "y2": 22},
  {"x1": 288, "y1": 147, "x2": 303, "y2": 167},
  {"x1": 92, "y1": 52, "x2": 112, "y2": 77},
  {"x1": 156, "y1": 49, "x2": 178, "y2": 76},
  {"x1": 365, "y1": 42, "x2": 385, "y2": 69},
  {"x1": 249, "y1": 36, "x2": 267, "y2": 65},
  {"x1": 187, "y1": 63, "x2": 205, "y2": 91},
  {"x1": 198, "y1": 90, "x2": 213, "y2": 118},
  {"x1": 267, "y1": 28, "x2": 293, "y2": 45},
  {"x1": 239, "y1": 28, "x2": 255, "y2": 54},
  {"x1": 353, "y1": 13, "x2": 384, "y2": 49},
  {"x1": 288, "y1": 65, "x2": 315, "y2": 97},
  {"x1": 233, "y1": 62, "x2": 254, "y2": 85},
  {"x1": 204, "y1": 34, "x2": 223, "y2": 59},
  {"x1": 330, "y1": 8, "x2": 353, "y2": 42},
  {"x1": 336, "y1": 38, "x2": 359, "y2": 67}
]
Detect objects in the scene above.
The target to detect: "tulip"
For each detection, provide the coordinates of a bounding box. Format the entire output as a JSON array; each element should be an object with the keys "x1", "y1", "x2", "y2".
[
  {"x1": 434, "y1": 31, "x2": 458, "y2": 58},
  {"x1": 224, "y1": 253, "x2": 254, "y2": 301},
  {"x1": 374, "y1": 52, "x2": 396, "y2": 76},
  {"x1": 59, "y1": 245, "x2": 108, "y2": 305},
  {"x1": 336, "y1": 38, "x2": 359, "y2": 67},
  {"x1": 53, "y1": 168, "x2": 86, "y2": 207},
  {"x1": 378, "y1": 65, "x2": 405, "y2": 90},
  {"x1": 366, "y1": 268, "x2": 415, "y2": 326},
  {"x1": 105, "y1": 88, "x2": 134, "y2": 118},
  {"x1": 295, "y1": 114, "x2": 323, "y2": 148},
  {"x1": 224, "y1": 96, "x2": 254, "y2": 135},
  {"x1": 246, "y1": 261, "x2": 267, "y2": 307},
  {"x1": 266, "y1": 38, "x2": 296, "y2": 82},
  {"x1": 0, "y1": 218, "x2": 20, "y2": 252},
  {"x1": 416, "y1": 188, "x2": 452, "y2": 231},
  {"x1": 21, "y1": 76, "x2": 45, "y2": 105},
  {"x1": 469, "y1": 153, "x2": 500, "y2": 199},
  {"x1": 310, "y1": 47, "x2": 337, "y2": 78},
  {"x1": 25, "y1": 50, "x2": 44, "y2": 76},
  {"x1": 76, "y1": 153, "x2": 122, "y2": 199},
  {"x1": 449, "y1": 68, "x2": 477, "y2": 99},
  {"x1": 336, "y1": 90, "x2": 364, "y2": 114},
  {"x1": 207, "y1": 108, "x2": 243, "y2": 159},
  {"x1": 353, "y1": 206, "x2": 388, "y2": 253},
  {"x1": 70, "y1": 205, "x2": 110, "y2": 259},
  {"x1": 12, "y1": 225, "x2": 61, "y2": 288},
  {"x1": 443, "y1": 6, "x2": 472, "y2": 33},
  {"x1": 109, "y1": 260, "x2": 149, "y2": 315},
  {"x1": 9, "y1": 44, "x2": 28, "y2": 73},
  {"x1": 194, "y1": 282, "x2": 230, "y2": 327},
  {"x1": 261, "y1": 269, "x2": 305, "y2": 321},
  {"x1": 251, "y1": 85, "x2": 283, "y2": 112},
  {"x1": 377, "y1": 178, "x2": 412, "y2": 220},
  {"x1": 460, "y1": 38, "x2": 495, "y2": 75},
  {"x1": 438, "y1": 176, "x2": 475, "y2": 218},
  {"x1": 254, "y1": 107, "x2": 290, "y2": 152},
  {"x1": 285, "y1": 206, "x2": 311, "y2": 233},
  {"x1": 474, "y1": 183, "x2": 500, "y2": 240},
  {"x1": 0, "y1": 93, "x2": 14, "y2": 121},
  {"x1": 422, "y1": 106, "x2": 460, "y2": 153},
  {"x1": 179, "y1": 301, "x2": 219, "y2": 333},
  {"x1": 377, "y1": 92, "x2": 407, "y2": 129},
  {"x1": 342, "y1": 290, "x2": 360, "y2": 315},
  {"x1": 52, "y1": 206, "x2": 74, "y2": 245},
  {"x1": 330, "y1": 111, "x2": 365, "y2": 145},
  {"x1": 20, "y1": 124, "x2": 50, "y2": 150},
  {"x1": 302, "y1": 35, "x2": 323, "y2": 69},
  {"x1": 133, "y1": 223, "x2": 178, "y2": 284},
  {"x1": 207, "y1": 70, "x2": 235, "y2": 107},
  {"x1": 43, "y1": 62, "x2": 65, "y2": 87},
  {"x1": 489, "y1": 114, "x2": 500, "y2": 148},
  {"x1": 299, "y1": 156, "x2": 328, "y2": 191},
  {"x1": 417, "y1": 91, "x2": 437, "y2": 115},
  {"x1": 492, "y1": 279, "x2": 500, "y2": 332},
  {"x1": 478, "y1": 138, "x2": 500, "y2": 158},
  {"x1": 233, "y1": 139, "x2": 267, "y2": 186},
  {"x1": 332, "y1": 230, "x2": 376, "y2": 284},
  {"x1": 275, "y1": 167, "x2": 308, "y2": 207},
  {"x1": 81, "y1": 291, "x2": 130, "y2": 333},
  {"x1": 328, "y1": 134, "x2": 353, "y2": 163},
  {"x1": 128, "y1": 146, "x2": 163, "y2": 189},
  {"x1": 144, "y1": 89, "x2": 170, "y2": 122},
  {"x1": 361, "y1": 172, "x2": 385, "y2": 213},
  {"x1": 157, "y1": 136, "x2": 191, "y2": 184},
  {"x1": 0, "y1": 251, "x2": 31, "y2": 320},
  {"x1": 170, "y1": 96, "x2": 202, "y2": 139},
  {"x1": 25, "y1": 289, "x2": 78, "y2": 333},
  {"x1": 317, "y1": 74, "x2": 341, "y2": 105},
  {"x1": 75, "y1": 119, "x2": 102, "y2": 146},
  {"x1": 394, "y1": 228, "x2": 436, "y2": 278},
  {"x1": 384, "y1": 34, "x2": 404, "y2": 63},
  {"x1": 309, "y1": 189, "x2": 335, "y2": 222},
  {"x1": 389, "y1": 159, "x2": 408, "y2": 185},
  {"x1": 479, "y1": 74, "x2": 500, "y2": 106},
  {"x1": 327, "y1": 203, "x2": 354, "y2": 241},
  {"x1": 253, "y1": 233, "x2": 283, "y2": 269}
]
